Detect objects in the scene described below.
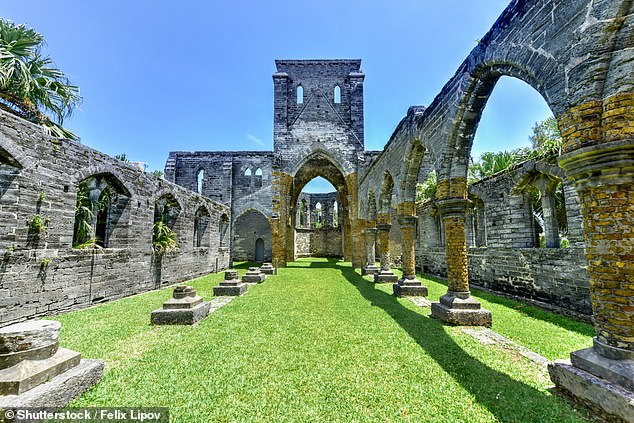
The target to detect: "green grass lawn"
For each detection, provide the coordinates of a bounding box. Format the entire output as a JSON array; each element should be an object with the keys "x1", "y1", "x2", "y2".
[{"x1": 52, "y1": 258, "x2": 593, "y2": 422}]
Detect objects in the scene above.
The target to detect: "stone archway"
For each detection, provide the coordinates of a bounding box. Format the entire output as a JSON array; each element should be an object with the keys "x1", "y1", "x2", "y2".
[{"x1": 271, "y1": 151, "x2": 362, "y2": 267}]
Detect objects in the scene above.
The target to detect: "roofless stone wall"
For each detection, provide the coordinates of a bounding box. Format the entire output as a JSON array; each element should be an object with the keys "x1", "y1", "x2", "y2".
[
  {"x1": 415, "y1": 157, "x2": 591, "y2": 318},
  {"x1": 0, "y1": 111, "x2": 230, "y2": 327}
]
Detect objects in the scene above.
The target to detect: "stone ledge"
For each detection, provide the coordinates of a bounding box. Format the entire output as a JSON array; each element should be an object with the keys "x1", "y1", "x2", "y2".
[
  {"x1": 0, "y1": 359, "x2": 104, "y2": 409},
  {"x1": 548, "y1": 360, "x2": 634, "y2": 423}
]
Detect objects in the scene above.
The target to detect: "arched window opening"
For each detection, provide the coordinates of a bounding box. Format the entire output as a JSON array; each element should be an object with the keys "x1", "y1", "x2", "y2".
[
  {"x1": 467, "y1": 76, "x2": 559, "y2": 250},
  {"x1": 254, "y1": 167, "x2": 263, "y2": 189},
  {"x1": 332, "y1": 201, "x2": 338, "y2": 227},
  {"x1": 314, "y1": 202, "x2": 322, "y2": 228},
  {"x1": 73, "y1": 174, "x2": 130, "y2": 249},
  {"x1": 297, "y1": 85, "x2": 303, "y2": 104},
  {"x1": 299, "y1": 199, "x2": 307, "y2": 228},
  {"x1": 334, "y1": 85, "x2": 341, "y2": 104},
  {"x1": 244, "y1": 167, "x2": 252, "y2": 188},
  {"x1": 219, "y1": 214, "x2": 229, "y2": 247},
  {"x1": 152, "y1": 194, "x2": 181, "y2": 254},
  {"x1": 193, "y1": 207, "x2": 210, "y2": 248},
  {"x1": 197, "y1": 169, "x2": 204, "y2": 195},
  {"x1": 95, "y1": 189, "x2": 110, "y2": 247}
]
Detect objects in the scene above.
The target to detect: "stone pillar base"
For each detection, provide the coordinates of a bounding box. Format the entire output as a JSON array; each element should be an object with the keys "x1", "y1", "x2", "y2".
[
  {"x1": 393, "y1": 277, "x2": 428, "y2": 297},
  {"x1": 0, "y1": 359, "x2": 104, "y2": 409},
  {"x1": 260, "y1": 263, "x2": 277, "y2": 275},
  {"x1": 213, "y1": 283, "x2": 247, "y2": 297},
  {"x1": 151, "y1": 301, "x2": 211, "y2": 325},
  {"x1": 214, "y1": 271, "x2": 248, "y2": 297},
  {"x1": 242, "y1": 267, "x2": 266, "y2": 284},
  {"x1": 430, "y1": 291, "x2": 492, "y2": 327},
  {"x1": 374, "y1": 269, "x2": 398, "y2": 283},
  {"x1": 361, "y1": 265, "x2": 380, "y2": 275},
  {"x1": 548, "y1": 357, "x2": 634, "y2": 423}
]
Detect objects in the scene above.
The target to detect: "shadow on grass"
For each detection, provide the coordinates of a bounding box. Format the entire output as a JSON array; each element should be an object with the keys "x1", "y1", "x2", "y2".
[
  {"x1": 287, "y1": 257, "x2": 342, "y2": 268},
  {"x1": 297, "y1": 260, "x2": 587, "y2": 422},
  {"x1": 421, "y1": 273, "x2": 594, "y2": 337},
  {"x1": 232, "y1": 261, "x2": 258, "y2": 269}
]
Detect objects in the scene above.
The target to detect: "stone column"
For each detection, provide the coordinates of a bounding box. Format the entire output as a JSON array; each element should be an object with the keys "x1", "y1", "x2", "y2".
[
  {"x1": 393, "y1": 215, "x2": 428, "y2": 297},
  {"x1": 271, "y1": 172, "x2": 293, "y2": 267},
  {"x1": 548, "y1": 121, "x2": 634, "y2": 421},
  {"x1": 430, "y1": 198, "x2": 491, "y2": 326},
  {"x1": 534, "y1": 175, "x2": 560, "y2": 248},
  {"x1": 374, "y1": 223, "x2": 398, "y2": 283},
  {"x1": 361, "y1": 227, "x2": 380, "y2": 275}
]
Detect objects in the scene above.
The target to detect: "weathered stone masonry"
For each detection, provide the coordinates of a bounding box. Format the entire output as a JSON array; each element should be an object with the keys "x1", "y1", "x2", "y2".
[
  {"x1": 357, "y1": 0, "x2": 633, "y2": 419},
  {"x1": 416, "y1": 157, "x2": 592, "y2": 318},
  {"x1": 0, "y1": 111, "x2": 230, "y2": 326}
]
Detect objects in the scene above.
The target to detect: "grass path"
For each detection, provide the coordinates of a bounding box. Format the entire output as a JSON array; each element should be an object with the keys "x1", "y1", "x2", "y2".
[{"x1": 53, "y1": 259, "x2": 593, "y2": 422}]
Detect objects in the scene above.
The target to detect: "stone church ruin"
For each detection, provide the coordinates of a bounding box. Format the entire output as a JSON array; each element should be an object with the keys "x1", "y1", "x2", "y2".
[{"x1": 0, "y1": 0, "x2": 632, "y2": 420}]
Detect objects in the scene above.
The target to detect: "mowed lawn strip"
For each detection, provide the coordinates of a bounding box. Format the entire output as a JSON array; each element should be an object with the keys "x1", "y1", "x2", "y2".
[{"x1": 52, "y1": 258, "x2": 592, "y2": 422}]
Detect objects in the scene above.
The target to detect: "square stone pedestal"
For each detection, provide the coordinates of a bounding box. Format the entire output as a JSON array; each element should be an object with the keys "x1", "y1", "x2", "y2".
[
  {"x1": 151, "y1": 286, "x2": 211, "y2": 325},
  {"x1": 242, "y1": 267, "x2": 265, "y2": 284},
  {"x1": 393, "y1": 277, "x2": 428, "y2": 297},
  {"x1": 361, "y1": 264, "x2": 380, "y2": 276},
  {"x1": 0, "y1": 320, "x2": 104, "y2": 410},
  {"x1": 548, "y1": 340, "x2": 634, "y2": 422},
  {"x1": 431, "y1": 291, "x2": 492, "y2": 327},
  {"x1": 214, "y1": 270, "x2": 248, "y2": 296},
  {"x1": 374, "y1": 269, "x2": 398, "y2": 283},
  {"x1": 260, "y1": 263, "x2": 277, "y2": 276}
]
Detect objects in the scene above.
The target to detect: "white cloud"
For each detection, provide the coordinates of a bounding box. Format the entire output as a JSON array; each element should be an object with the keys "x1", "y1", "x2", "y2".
[{"x1": 247, "y1": 134, "x2": 265, "y2": 147}]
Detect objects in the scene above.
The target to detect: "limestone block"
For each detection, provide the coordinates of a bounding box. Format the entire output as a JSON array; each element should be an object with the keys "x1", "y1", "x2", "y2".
[
  {"x1": 242, "y1": 267, "x2": 265, "y2": 284},
  {"x1": 374, "y1": 269, "x2": 398, "y2": 283},
  {"x1": 151, "y1": 286, "x2": 211, "y2": 325},
  {"x1": 361, "y1": 265, "x2": 379, "y2": 276},
  {"x1": 260, "y1": 263, "x2": 277, "y2": 275},
  {"x1": 0, "y1": 348, "x2": 80, "y2": 396},
  {"x1": 393, "y1": 277, "x2": 428, "y2": 297},
  {"x1": 430, "y1": 291, "x2": 492, "y2": 327},
  {"x1": 151, "y1": 302, "x2": 211, "y2": 325},
  {"x1": 0, "y1": 321, "x2": 62, "y2": 371},
  {"x1": 549, "y1": 360, "x2": 634, "y2": 423},
  {"x1": 0, "y1": 359, "x2": 104, "y2": 409},
  {"x1": 214, "y1": 270, "x2": 247, "y2": 296}
]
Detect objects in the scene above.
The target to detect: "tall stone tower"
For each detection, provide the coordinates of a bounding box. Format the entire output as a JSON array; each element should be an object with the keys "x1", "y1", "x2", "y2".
[
  {"x1": 272, "y1": 60, "x2": 365, "y2": 174},
  {"x1": 270, "y1": 60, "x2": 366, "y2": 267}
]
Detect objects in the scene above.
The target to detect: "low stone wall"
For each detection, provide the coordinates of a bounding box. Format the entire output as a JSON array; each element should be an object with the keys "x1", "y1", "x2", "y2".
[
  {"x1": 295, "y1": 227, "x2": 343, "y2": 257},
  {"x1": 416, "y1": 247, "x2": 592, "y2": 317},
  {"x1": 0, "y1": 111, "x2": 230, "y2": 326}
]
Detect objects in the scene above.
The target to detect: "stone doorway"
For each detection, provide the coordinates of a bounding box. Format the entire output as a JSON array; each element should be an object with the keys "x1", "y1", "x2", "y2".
[{"x1": 255, "y1": 238, "x2": 264, "y2": 262}]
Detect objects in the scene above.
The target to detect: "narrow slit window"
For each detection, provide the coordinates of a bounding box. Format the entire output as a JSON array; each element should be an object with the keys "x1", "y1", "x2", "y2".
[
  {"x1": 334, "y1": 85, "x2": 341, "y2": 104},
  {"x1": 297, "y1": 86, "x2": 303, "y2": 104},
  {"x1": 197, "y1": 169, "x2": 204, "y2": 194}
]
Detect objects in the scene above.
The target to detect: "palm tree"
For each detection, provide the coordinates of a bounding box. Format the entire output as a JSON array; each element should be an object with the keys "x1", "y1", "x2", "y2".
[{"x1": 0, "y1": 19, "x2": 81, "y2": 140}]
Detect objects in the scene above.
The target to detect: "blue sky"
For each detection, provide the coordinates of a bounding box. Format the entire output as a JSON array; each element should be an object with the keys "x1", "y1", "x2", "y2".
[{"x1": 3, "y1": 1, "x2": 552, "y2": 193}]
